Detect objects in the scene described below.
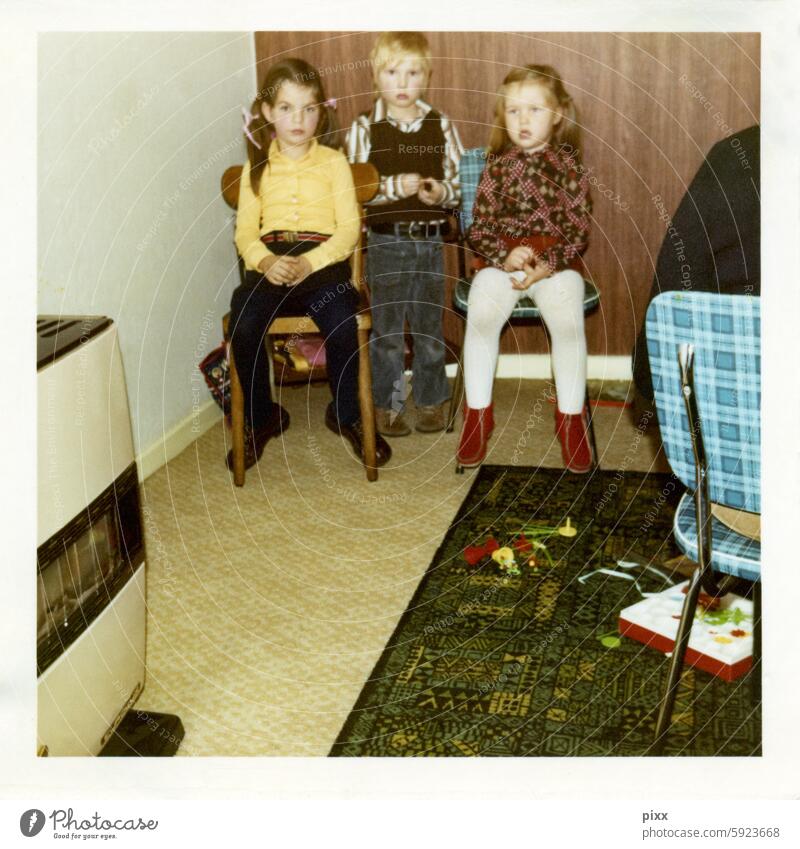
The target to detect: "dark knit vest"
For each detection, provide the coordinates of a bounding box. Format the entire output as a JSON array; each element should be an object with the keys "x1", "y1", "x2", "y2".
[{"x1": 367, "y1": 109, "x2": 446, "y2": 224}]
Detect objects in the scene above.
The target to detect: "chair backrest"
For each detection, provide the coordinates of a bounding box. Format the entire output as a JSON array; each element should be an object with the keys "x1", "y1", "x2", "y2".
[
  {"x1": 458, "y1": 147, "x2": 488, "y2": 233},
  {"x1": 645, "y1": 291, "x2": 761, "y2": 512},
  {"x1": 220, "y1": 161, "x2": 378, "y2": 291},
  {"x1": 220, "y1": 162, "x2": 379, "y2": 210}
]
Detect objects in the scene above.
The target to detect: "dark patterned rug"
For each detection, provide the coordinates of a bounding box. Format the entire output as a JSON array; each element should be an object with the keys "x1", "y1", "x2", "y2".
[{"x1": 331, "y1": 466, "x2": 761, "y2": 757}]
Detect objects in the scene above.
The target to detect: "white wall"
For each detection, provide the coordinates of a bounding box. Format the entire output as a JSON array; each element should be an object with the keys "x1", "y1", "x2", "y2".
[{"x1": 38, "y1": 32, "x2": 255, "y2": 474}]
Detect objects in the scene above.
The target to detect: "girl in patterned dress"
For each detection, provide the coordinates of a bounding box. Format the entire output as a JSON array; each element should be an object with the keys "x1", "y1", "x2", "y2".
[{"x1": 457, "y1": 65, "x2": 593, "y2": 472}]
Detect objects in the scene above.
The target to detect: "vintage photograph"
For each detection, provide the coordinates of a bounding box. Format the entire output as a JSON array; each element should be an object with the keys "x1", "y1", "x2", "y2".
[{"x1": 35, "y1": 28, "x2": 762, "y2": 764}]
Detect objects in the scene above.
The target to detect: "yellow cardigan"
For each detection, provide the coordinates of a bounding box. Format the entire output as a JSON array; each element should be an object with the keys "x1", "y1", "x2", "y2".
[{"x1": 234, "y1": 139, "x2": 361, "y2": 274}]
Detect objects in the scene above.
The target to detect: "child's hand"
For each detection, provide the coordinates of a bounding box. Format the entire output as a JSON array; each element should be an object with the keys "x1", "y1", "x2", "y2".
[
  {"x1": 261, "y1": 255, "x2": 299, "y2": 286},
  {"x1": 291, "y1": 256, "x2": 313, "y2": 284},
  {"x1": 511, "y1": 258, "x2": 552, "y2": 290},
  {"x1": 503, "y1": 246, "x2": 535, "y2": 272},
  {"x1": 399, "y1": 173, "x2": 422, "y2": 198},
  {"x1": 418, "y1": 178, "x2": 445, "y2": 205}
]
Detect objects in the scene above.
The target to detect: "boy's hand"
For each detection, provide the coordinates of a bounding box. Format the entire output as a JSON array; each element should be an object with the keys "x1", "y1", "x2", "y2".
[
  {"x1": 503, "y1": 246, "x2": 535, "y2": 272},
  {"x1": 511, "y1": 258, "x2": 552, "y2": 291},
  {"x1": 399, "y1": 173, "x2": 422, "y2": 198},
  {"x1": 418, "y1": 178, "x2": 445, "y2": 205},
  {"x1": 261, "y1": 255, "x2": 299, "y2": 286}
]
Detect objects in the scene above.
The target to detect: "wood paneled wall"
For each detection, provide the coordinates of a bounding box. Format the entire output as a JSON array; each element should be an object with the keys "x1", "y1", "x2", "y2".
[{"x1": 254, "y1": 32, "x2": 759, "y2": 358}]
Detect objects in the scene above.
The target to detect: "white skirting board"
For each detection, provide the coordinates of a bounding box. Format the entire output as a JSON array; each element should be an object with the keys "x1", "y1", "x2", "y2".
[
  {"x1": 445, "y1": 354, "x2": 633, "y2": 381},
  {"x1": 136, "y1": 399, "x2": 221, "y2": 482},
  {"x1": 138, "y1": 355, "x2": 632, "y2": 480}
]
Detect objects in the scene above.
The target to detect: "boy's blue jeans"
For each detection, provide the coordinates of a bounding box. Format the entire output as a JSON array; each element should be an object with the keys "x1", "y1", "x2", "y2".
[{"x1": 366, "y1": 230, "x2": 449, "y2": 410}]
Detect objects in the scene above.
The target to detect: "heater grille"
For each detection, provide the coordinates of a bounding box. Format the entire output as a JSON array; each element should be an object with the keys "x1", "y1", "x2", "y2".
[{"x1": 37, "y1": 462, "x2": 144, "y2": 675}]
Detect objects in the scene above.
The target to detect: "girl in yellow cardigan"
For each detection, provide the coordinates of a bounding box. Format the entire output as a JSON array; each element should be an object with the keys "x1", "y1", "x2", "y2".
[{"x1": 230, "y1": 57, "x2": 391, "y2": 473}]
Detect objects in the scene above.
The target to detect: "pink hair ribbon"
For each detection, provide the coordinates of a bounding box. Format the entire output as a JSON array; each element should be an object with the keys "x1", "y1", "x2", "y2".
[
  {"x1": 241, "y1": 106, "x2": 262, "y2": 149},
  {"x1": 324, "y1": 98, "x2": 337, "y2": 110}
]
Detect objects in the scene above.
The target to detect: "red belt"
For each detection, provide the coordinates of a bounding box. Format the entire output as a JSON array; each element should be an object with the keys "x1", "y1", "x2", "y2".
[
  {"x1": 473, "y1": 233, "x2": 583, "y2": 273},
  {"x1": 261, "y1": 231, "x2": 330, "y2": 244}
]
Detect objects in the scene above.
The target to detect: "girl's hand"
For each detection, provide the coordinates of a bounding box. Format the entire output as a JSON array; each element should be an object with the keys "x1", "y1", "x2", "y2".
[
  {"x1": 262, "y1": 255, "x2": 298, "y2": 286},
  {"x1": 291, "y1": 256, "x2": 313, "y2": 284},
  {"x1": 511, "y1": 259, "x2": 552, "y2": 290},
  {"x1": 418, "y1": 178, "x2": 445, "y2": 205},
  {"x1": 399, "y1": 173, "x2": 422, "y2": 198},
  {"x1": 503, "y1": 246, "x2": 535, "y2": 272}
]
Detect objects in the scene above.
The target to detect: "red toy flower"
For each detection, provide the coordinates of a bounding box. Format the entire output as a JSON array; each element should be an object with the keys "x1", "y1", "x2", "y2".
[{"x1": 464, "y1": 537, "x2": 500, "y2": 566}]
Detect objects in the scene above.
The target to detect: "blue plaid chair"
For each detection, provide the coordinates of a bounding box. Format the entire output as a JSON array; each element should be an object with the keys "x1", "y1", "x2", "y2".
[
  {"x1": 645, "y1": 290, "x2": 761, "y2": 751},
  {"x1": 448, "y1": 148, "x2": 600, "y2": 461}
]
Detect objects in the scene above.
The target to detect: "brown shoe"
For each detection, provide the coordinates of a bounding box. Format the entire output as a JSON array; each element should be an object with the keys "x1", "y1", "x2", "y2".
[
  {"x1": 325, "y1": 404, "x2": 392, "y2": 466},
  {"x1": 415, "y1": 402, "x2": 448, "y2": 433},
  {"x1": 226, "y1": 405, "x2": 289, "y2": 472},
  {"x1": 376, "y1": 406, "x2": 411, "y2": 437}
]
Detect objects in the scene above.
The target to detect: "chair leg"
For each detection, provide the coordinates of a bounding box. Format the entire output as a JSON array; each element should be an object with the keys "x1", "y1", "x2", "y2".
[
  {"x1": 228, "y1": 344, "x2": 246, "y2": 487},
  {"x1": 584, "y1": 385, "x2": 599, "y2": 469},
  {"x1": 752, "y1": 580, "x2": 762, "y2": 707},
  {"x1": 357, "y1": 326, "x2": 378, "y2": 482},
  {"x1": 447, "y1": 358, "x2": 464, "y2": 434},
  {"x1": 649, "y1": 566, "x2": 702, "y2": 755}
]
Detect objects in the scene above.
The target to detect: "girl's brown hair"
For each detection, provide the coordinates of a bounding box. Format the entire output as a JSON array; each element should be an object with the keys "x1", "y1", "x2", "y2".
[
  {"x1": 244, "y1": 57, "x2": 340, "y2": 193},
  {"x1": 487, "y1": 64, "x2": 581, "y2": 157}
]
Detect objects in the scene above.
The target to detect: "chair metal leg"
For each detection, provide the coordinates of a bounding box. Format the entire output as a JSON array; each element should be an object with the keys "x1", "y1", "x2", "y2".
[
  {"x1": 752, "y1": 580, "x2": 762, "y2": 706},
  {"x1": 447, "y1": 359, "x2": 464, "y2": 434},
  {"x1": 228, "y1": 344, "x2": 246, "y2": 487},
  {"x1": 649, "y1": 566, "x2": 702, "y2": 755},
  {"x1": 357, "y1": 326, "x2": 378, "y2": 482},
  {"x1": 584, "y1": 385, "x2": 599, "y2": 469}
]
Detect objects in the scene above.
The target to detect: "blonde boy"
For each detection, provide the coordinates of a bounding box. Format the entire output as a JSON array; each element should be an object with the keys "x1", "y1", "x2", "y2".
[{"x1": 346, "y1": 32, "x2": 463, "y2": 435}]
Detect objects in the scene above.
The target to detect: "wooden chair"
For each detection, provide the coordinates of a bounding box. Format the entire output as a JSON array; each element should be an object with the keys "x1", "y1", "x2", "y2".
[{"x1": 220, "y1": 162, "x2": 380, "y2": 487}]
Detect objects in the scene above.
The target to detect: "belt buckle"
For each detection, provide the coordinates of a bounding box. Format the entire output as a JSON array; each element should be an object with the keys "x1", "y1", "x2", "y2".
[
  {"x1": 408, "y1": 221, "x2": 423, "y2": 241},
  {"x1": 284, "y1": 231, "x2": 297, "y2": 243}
]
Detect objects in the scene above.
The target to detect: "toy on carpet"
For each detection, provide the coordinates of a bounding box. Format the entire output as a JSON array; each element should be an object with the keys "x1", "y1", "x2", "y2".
[{"x1": 463, "y1": 518, "x2": 576, "y2": 575}]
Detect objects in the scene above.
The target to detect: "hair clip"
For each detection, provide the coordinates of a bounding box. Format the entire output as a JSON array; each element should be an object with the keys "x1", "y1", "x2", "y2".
[
  {"x1": 241, "y1": 106, "x2": 262, "y2": 150},
  {"x1": 324, "y1": 98, "x2": 337, "y2": 110}
]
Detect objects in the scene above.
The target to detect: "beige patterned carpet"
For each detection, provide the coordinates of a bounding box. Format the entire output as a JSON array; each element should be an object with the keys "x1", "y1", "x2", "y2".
[{"x1": 136, "y1": 379, "x2": 667, "y2": 756}]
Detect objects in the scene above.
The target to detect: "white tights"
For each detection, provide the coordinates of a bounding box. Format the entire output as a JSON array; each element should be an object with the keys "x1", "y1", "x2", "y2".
[{"x1": 463, "y1": 267, "x2": 587, "y2": 414}]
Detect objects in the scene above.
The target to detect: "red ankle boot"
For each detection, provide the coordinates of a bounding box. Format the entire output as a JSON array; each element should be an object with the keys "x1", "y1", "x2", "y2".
[
  {"x1": 554, "y1": 407, "x2": 594, "y2": 473},
  {"x1": 456, "y1": 404, "x2": 494, "y2": 468}
]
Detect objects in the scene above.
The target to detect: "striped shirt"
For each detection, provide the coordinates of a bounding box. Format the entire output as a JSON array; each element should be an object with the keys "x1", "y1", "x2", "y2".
[{"x1": 346, "y1": 98, "x2": 463, "y2": 207}]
